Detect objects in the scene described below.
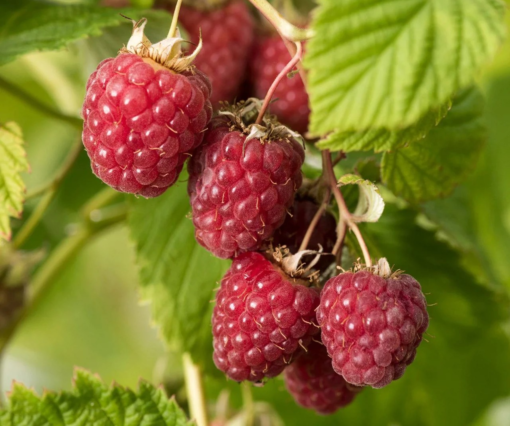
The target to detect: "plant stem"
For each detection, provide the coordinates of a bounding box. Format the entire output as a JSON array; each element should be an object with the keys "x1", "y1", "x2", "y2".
[
  {"x1": 0, "y1": 76, "x2": 82, "y2": 130},
  {"x1": 241, "y1": 382, "x2": 254, "y2": 426},
  {"x1": 0, "y1": 205, "x2": 126, "y2": 354},
  {"x1": 168, "y1": 0, "x2": 183, "y2": 38},
  {"x1": 82, "y1": 187, "x2": 121, "y2": 220},
  {"x1": 256, "y1": 42, "x2": 302, "y2": 125},
  {"x1": 182, "y1": 353, "x2": 209, "y2": 426},
  {"x1": 248, "y1": 0, "x2": 313, "y2": 41},
  {"x1": 298, "y1": 188, "x2": 330, "y2": 252},
  {"x1": 323, "y1": 150, "x2": 372, "y2": 267},
  {"x1": 26, "y1": 141, "x2": 83, "y2": 200},
  {"x1": 14, "y1": 141, "x2": 83, "y2": 249}
]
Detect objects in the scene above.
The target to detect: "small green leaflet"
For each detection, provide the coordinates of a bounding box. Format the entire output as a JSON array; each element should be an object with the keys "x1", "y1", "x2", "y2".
[
  {"x1": 306, "y1": 0, "x2": 505, "y2": 135},
  {"x1": 338, "y1": 174, "x2": 384, "y2": 222},
  {"x1": 0, "y1": 123, "x2": 29, "y2": 241},
  {"x1": 382, "y1": 87, "x2": 486, "y2": 203},
  {"x1": 128, "y1": 180, "x2": 228, "y2": 368},
  {"x1": 0, "y1": 0, "x2": 170, "y2": 66},
  {"x1": 0, "y1": 369, "x2": 190, "y2": 426},
  {"x1": 317, "y1": 102, "x2": 451, "y2": 153}
]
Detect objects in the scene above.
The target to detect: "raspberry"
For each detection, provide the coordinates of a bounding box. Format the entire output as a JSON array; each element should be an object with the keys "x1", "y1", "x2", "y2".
[
  {"x1": 271, "y1": 198, "x2": 336, "y2": 270},
  {"x1": 82, "y1": 20, "x2": 213, "y2": 198},
  {"x1": 212, "y1": 252, "x2": 320, "y2": 382},
  {"x1": 316, "y1": 265, "x2": 429, "y2": 388},
  {"x1": 250, "y1": 36, "x2": 309, "y2": 134},
  {"x1": 284, "y1": 340, "x2": 362, "y2": 414},
  {"x1": 179, "y1": 1, "x2": 254, "y2": 106},
  {"x1": 188, "y1": 113, "x2": 305, "y2": 259}
]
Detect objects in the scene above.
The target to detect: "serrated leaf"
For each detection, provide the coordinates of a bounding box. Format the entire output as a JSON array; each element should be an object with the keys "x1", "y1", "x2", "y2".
[
  {"x1": 0, "y1": 122, "x2": 29, "y2": 241},
  {"x1": 306, "y1": 0, "x2": 505, "y2": 134},
  {"x1": 128, "y1": 180, "x2": 228, "y2": 369},
  {"x1": 0, "y1": 0, "x2": 168, "y2": 66},
  {"x1": 338, "y1": 174, "x2": 384, "y2": 222},
  {"x1": 382, "y1": 87, "x2": 486, "y2": 203},
  {"x1": 317, "y1": 102, "x2": 451, "y2": 153},
  {"x1": 0, "y1": 369, "x2": 189, "y2": 425}
]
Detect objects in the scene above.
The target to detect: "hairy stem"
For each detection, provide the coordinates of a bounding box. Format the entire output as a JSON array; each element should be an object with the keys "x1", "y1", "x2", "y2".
[
  {"x1": 323, "y1": 151, "x2": 372, "y2": 267},
  {"x1": 183, "y1": 353, "x2": 209, "y2": 426},
  {"x1": 256, "y1": 42, "x2": 302, "y2": 125},
  {"x1": 14, "y1": 141, "x2": 83, "y2": 249},
  {"x1": 248, "y1": 0, "x2": 314, "y2": 41},
  {"x1": 0, "y1": 76, "x2": 82, "y2": 130},
  {"x1": 0, "y1": 205, "x2": 126, "y2": 354}
]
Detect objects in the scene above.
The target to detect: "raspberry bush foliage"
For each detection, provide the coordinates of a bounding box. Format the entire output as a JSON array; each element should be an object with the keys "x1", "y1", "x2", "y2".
[{"x1": 1, "y1": 0, "x2": 510, "y2": 425}]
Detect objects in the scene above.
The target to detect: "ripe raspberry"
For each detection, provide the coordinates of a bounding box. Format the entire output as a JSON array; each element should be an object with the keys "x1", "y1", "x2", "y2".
[
  {"x1": 179, "y1": 1, "x2": 254, "y2": 105},
  {"x1": 188, "y1": 111, "x2": 305, "y2": 259},
  {"x1": 284, "y1": 340, "x2": 362, "y2": 414},
  {"x1": 316, "y1": 263, "x2": 429, "y2": 388},
  {"x1": 82, "y1": 19, "x2": 212, "y2": 198},
  {"x1": 212, "y1": 252, "x2": 320, "y2": 382},
  {"x1": 250, "y1": 36, "x2": 309, "y2": 134},
  {"x1": 271, "y1": 198, "x2": 336, "y2": 270}
]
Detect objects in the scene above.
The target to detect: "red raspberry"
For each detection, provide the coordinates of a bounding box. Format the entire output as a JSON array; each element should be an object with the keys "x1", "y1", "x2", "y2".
[
  {"x1": 284, "y1": 340, "x2": 362, "y2": 414},
  {"x1": 250, "y1": 36, "x2": 309, "y2": 134},
  {"x1": 82, "y1": 23, "x2": 213, "y2": 198},
  {"x1": 271, "y1": 198, "x2": 336, "y2": 270},
  {"x1": 316, "y1": 267, "x2": 429, "y2": 388},
  {"x1": 212, "y1": 252, "x2": 320, "y2": 383},
  {"x1": 179, "y1": 1, "x2": 254, "y2": 105},
  {"x1": 188, "y1": 115, "x2": 305, "y2": 259}
]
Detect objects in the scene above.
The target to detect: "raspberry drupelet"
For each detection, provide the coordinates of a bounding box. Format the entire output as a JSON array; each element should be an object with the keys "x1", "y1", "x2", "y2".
[
  {"x1": 212, "y1": 252, "x2": 320, "y2": 383},
  {"x1": 82, "y1": 18, "x2": 212, "y2": 198},
  {"x1": 316, "y1": 259, "x2": 429, "y2": 388},
  {"x1": 178, "y1": 0, "x2": 254, "y2": 106},
  {"x1": 284, "y1": 340, "x2": 362, "y2": 414},
  {"x1": 188, "y1": 104, "x2": 305, "y2": 259}
]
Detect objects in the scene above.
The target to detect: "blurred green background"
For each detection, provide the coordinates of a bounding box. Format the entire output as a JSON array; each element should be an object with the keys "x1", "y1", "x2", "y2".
[{"x1": 1, "y1": 2, "x2": 510, "y2": 426}]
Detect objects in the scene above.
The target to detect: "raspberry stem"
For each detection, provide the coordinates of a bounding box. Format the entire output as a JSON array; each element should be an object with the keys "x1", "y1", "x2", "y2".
[
  {"x1": 297, "y1": 188, "x2": 331, "y2": 252},
  {"x1": 168, "y1": 0, "x2": 184, "y2": 38},
  {"x1": 0, "y1": 192, "x2": 126, "y2": 355},
  {"x1": 183, "y1": 353, "x2": 209, "y2": 426},
  {"x1": 323, "y1": 150, "x2": 372, "y2": 268},
  {"x1": 255, "y1": 41, "x2": 303, "y2": 125},
  {"x1": 14, "y1": 140, "x2": 83, "y2": 249},
  {"x1": 248, "y1": 0, "x2": 314, "y2": 41}
]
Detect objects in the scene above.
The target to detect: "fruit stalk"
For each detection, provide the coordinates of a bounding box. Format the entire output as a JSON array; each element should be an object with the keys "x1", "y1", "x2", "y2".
[
  {"x1": 297, "y1": 188, "x2": 331, "y2": 252},
  {"x1": 168, "y1": 0, "x2": 184, "y2": 38},
  {"x1": 323, "y1": 150, "x2": 372, "y2": 267},
  {"x1": 248, "y1": 0, "x2": 313, "y2": 41},
  {"x1": 183, "y1": 353, "x2": 209, "y2": 426},
  {"x1": 255, "y1": 41, "x2": 302, "y2": 125}
]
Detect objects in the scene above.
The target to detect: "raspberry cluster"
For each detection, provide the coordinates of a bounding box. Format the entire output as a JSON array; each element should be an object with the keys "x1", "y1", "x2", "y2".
[{"x1": 81, "y1": 7, "x2": 430, "y2": 417}]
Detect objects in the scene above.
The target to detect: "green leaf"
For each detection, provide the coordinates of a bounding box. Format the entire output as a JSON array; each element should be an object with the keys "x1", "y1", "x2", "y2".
[
  {"x1": 0, "y1": 122, "x2": 29, "y2": 241},
  {"x1": 381, "y1": 87, "x2": 486, "y2": 203},
  {"x1": 0, "y1": 369, "x2": 189, "y2": 425},
  {"x1": 306, "y1": 0, "x2": 505, "y2": 134},
  {"x1": 0, "y1": 0, "x2": 158, "y2": 66},
  {"x1": 128, "y1": 180, "x2": 228, "y2": 368},
  {"x1": 338, "y1": 174, "x2": 385, "y2": 222},
  {"x1": 317, "y1": 102, "x2": 451, "y2": 153}
]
